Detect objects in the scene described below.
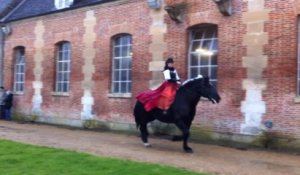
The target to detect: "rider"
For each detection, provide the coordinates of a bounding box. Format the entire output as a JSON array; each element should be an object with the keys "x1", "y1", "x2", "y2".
[{"x1": 136, "y1": 57, "x2": 181, "y2": 114}]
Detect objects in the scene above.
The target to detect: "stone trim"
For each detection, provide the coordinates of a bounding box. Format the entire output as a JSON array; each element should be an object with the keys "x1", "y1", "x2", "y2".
[
  {"x1": 81, "y1": 10, "x2": 96, "y2": 120},
  {"x1": 32, "y1": 20, "x2": 45, "y2": 114},
  {"x1": 240, "y1": 0, "x2": 269, "y2": 135}
]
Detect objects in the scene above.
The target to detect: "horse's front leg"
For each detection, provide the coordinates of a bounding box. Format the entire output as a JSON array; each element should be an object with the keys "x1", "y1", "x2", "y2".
[{"x1": 175, "y1": 120, "x2": 193, "y2": 153}]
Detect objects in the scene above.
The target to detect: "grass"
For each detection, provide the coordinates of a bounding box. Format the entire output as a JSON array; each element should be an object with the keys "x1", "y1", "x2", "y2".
[{"x1": 0, "y1": 140, "x2": 207, "y2": 175}]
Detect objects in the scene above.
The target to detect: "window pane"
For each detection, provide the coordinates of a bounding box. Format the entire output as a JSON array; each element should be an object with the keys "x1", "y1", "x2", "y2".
[
  {"x1": 202, "y1": 40, "x2": 212, "y2": 50},
  {"x1": 58, "y1": 73, "x2": 63, "y2": 81},
  {"x1": 121, "y1": 36, "x2": 131, "y2": 45},
  {"x1": 114, "y1": 71, "x2": 120, "y2": 81},
  {"x1": 211, "y1": 54, "x2": 217, "y2": 65},
  {"x1": 121, "y1": 70, "x2": 128, "y2": 81},
  {"x1": 120, "y1": 82, "x2": 127, "y2": 93},
  {"x1": 200, "y1": 67, "x2": 209, "y2": 77},
  {"x1": 57, "y1": 83, "x2": 62, "y2": 92},
  {"x1": 20, "y1": 65, "x2": 24, "y2": 73},
  {"x1": 63, "y1": 62, "x2": 69, "y2": 71},
  {"x1": 113, "y1": 82, "x2": 119, "y2": 93},
  {"x1": 114, "y1": 47, "x2": 121, "y2": 57},
  {"x1": 200, "y1": 55, "x2": 209, "y2": 65},
  {"x1": 114, "y1": 59, "x2": 120, "y2": 69},
  {"x1": 122, "y1": 46, "x2": 130, "y2": 57},
  {"x1": 114, "y1": 37, "x2": 121, "y2": 46},
  {"x1": 190, "y1": 67, "x2": 198, "y2": 78},
  {"x1": 211, "y1": 39, "x2": 218, "y2": 50},
  {"x1": 193, "y1": 30, "x2": 205, "y2": 40},
  {"x1": 20, "y1": 83, "x2": 24, "y2": 91},
  {"x1": 203, "y1": 30, "x2": 216, "y2": 39},
  {"x1": 190, "y1": 53, "x2": 199, "y2": 66},
  {"x1": 58, "y1": 51, "x2": 63, "y2": 61},
  {"x1": 58, "y1": 62, "x2": 63, "y2": 71},
  {"x1": 121, "y1": 57, "x2": 130, "y2": 69},
  {"x1": 210, "y1": 67, "x2": 217, "y2": 79},
  {"x1": 128, "y1": 82, "x2": 132, "y2": 92},
  {"x1": 128, "y1": 70, "x2": 132, "y2": 81},
  {"x1": 63, "y1": 83, "x2": 68, "y2": 92},
  {"x1": 64, "y1": 42, "x2": 70, "y2": 50},
  {"x1": 192, "y1": 41, "x2": 201, "y2": 52},
  {"x1": 63, "y1": 51, "x2": 69, "y2": 61},
  {"x1": 20, "y1": 74, "x2": 24, "y2": 82},
  {"x1": 63, "y1": 73, "x2": 69, "y2": 81}
]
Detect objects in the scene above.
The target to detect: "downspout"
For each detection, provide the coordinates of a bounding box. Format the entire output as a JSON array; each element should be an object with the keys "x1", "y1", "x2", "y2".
[
  {"x1": 0, "y1": 23, "x2": 4, "y2": 86},
  {"x1": 0, "y1": 23, "x2": 12, "y2": 87}
]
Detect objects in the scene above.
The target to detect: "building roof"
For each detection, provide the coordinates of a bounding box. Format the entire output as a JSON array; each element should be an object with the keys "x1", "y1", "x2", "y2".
[
  {"x1": 0, "y1": 0, "x2": 23, "y2": 20},
  {"x1": 2, "y1": 0, "x2": 118, "y2": 22}
]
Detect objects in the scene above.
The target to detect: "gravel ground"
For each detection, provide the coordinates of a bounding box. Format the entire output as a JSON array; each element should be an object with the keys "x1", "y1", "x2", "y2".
[{"x1": 0, "y1": 121, "x2": 299, "y2": 175}]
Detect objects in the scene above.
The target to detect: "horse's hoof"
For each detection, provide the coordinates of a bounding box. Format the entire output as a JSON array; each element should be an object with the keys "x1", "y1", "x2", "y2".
[
  {"x1": 144, "y1": 143, "x2": 152, "y2": 148},
  {"x1": 184, "y1": 147, "x2": 193, "y2": 153}
]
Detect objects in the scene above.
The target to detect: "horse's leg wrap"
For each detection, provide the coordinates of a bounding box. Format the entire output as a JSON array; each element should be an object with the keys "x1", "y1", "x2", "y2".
[
  {"x1": 144, "y1": 143, "x2": 152, "y2": 147},
  {"x1": 140, "y1": 124, "x2": 149, "y2": 145}
]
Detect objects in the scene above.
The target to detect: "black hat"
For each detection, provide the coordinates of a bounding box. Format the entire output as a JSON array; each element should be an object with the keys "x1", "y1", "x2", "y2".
[{"x1": 165, "y1": 57, "x2": 174, "y2": 64}]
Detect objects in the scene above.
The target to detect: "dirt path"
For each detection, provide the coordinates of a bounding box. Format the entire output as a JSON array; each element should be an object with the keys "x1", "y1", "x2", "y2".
[{"x1": 0, "y1": 121, "x2": 299, "y2": 175}]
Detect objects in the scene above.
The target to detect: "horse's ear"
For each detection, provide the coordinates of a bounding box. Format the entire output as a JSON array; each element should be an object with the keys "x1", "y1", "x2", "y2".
[{"x1": 204, "y1": 76, "x2": 210, "y2": 84}]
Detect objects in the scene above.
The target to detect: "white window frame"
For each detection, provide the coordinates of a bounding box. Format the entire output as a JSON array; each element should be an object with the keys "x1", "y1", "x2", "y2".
[
  {"x1": 111, "y1": 35, "x2": 132, "y2": 94},
  {"x1": 188, "y1": 26, "x2": 218, "y2": 87},
  {"x1": 55, "y1": 0, "x2": 73, "y2": 9},
  {"x1": 14, "y1": 47, "x2": 25, "y2": 93},
  {"x1": 55, "y1": 42, "x2": 71, "y2": 93}
]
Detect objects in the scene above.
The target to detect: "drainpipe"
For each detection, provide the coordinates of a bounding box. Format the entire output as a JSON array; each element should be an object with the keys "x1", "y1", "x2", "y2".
[
  {"x1": 0, "y1": 23, "x2": 4, "y2": 87},
  {"x1": 0, "y1": 23, "x2": 11, "y2": 87}
]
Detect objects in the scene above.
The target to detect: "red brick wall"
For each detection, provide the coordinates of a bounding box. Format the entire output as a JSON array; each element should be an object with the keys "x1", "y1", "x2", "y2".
[
  {"x1": 263, "y1": 1, "x2": 300, "y2": 138},
  {"x1": 3, "y1": 0, "x2": 300, "y2": 139}
]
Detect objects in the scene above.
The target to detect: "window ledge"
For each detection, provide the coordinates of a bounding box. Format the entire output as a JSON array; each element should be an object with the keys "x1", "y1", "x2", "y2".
[
  {"x1": 294, "y1": 96, "x2": 300, "y2": 103},
  {"x1": 51, "y1": 92, "x2": 70, "y2": 97},
  {"x1": 13, "y1": 91, "x2": 24, "y2": 95},
  {"x1": 108, "y1": 93, "x2": 132, "y2": 98}
]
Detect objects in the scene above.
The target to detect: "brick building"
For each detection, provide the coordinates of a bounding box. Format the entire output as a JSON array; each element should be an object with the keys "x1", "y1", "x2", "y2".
[{"x1": 1, "y1": 0, "x2": 300, "y2": 149}]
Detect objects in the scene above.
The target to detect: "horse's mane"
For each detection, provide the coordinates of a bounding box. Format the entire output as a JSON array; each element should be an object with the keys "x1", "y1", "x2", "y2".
[{"x1": 180, "y1": 75, "x2": 203, "y2": 90}]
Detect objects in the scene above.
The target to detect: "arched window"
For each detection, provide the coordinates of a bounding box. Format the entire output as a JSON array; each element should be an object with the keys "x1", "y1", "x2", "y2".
[
  {"x1": 13, "y1": 46, "x2": 25, "y2": 92},
  {"x1": 55, "y1": 41, "x2": 71, "y2": 93},
  {"x1": 188, "y1": 24, "x2": 218, "y2": 87},
  {"x1": 111, "y1": 34, "x2": 132, "y2": 94}
]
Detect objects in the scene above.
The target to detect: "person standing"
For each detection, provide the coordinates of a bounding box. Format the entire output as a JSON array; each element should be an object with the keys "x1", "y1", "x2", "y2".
[
  {"x1": 0, "y1": 86, "x2": 6, "y2": 119},
  {"x1": 3, "y1": 90, "x2": 13, "y2": 120}
]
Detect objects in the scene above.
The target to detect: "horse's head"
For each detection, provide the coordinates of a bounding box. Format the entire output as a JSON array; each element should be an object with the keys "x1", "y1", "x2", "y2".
[
  {"x1": 183, "y1": 76, "x2": 221, "y2": 104},
  {"x1": 200, "y1": 77, "x2": 221, "y2": 103}
]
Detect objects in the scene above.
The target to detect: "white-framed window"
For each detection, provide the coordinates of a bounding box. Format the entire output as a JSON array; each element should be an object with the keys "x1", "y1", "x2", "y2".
[
  {"x1": 188, "y1": 25, "x2": 218, "y2": 87},
  {"x1": 55, "y1": 0, "x2": 73, "y2": 9},
  {"x1": 14, "y1": 47, "x2": 25, "y2": 93},
  {"x1": 55, "y1": 41, "x2": 71, "y2": 93},
  {"x1": 111, "y1": 34, "x2": 132, "y2": 94}
]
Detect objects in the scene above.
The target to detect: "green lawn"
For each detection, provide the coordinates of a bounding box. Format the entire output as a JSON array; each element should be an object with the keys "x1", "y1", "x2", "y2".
[{"x1": 0, "y1": 140, "x2": 207, "y2": 175}]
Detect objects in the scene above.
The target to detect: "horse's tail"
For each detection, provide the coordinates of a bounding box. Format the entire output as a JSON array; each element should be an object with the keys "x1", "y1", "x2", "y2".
[{"x1": 133, "y1": 101, "x2": 141, "y2": 129}]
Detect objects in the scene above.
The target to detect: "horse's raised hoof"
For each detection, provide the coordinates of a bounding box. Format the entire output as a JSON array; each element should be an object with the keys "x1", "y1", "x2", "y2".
[
  {"x1": 144, "y1": 143, "x2": 152, "y2": 148},
  {"x1": 184, "y1": 147, "x2": 193, "y2": 153},
  {"x1": 171, "y1": 135, "x2": 183, "y2": 141}
]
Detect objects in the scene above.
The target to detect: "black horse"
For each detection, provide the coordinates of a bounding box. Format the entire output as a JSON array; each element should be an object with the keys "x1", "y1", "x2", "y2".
[{"x1": 134, "y1": 76, "x2": 221, "y2": 153}]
